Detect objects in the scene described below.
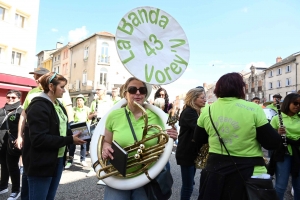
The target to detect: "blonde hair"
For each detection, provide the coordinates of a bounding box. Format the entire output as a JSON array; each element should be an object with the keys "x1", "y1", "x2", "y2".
[
  {"x1": 154, "y1": 98, "x2": 165, "y2": 109},
  {"x1": 183, "y1": 88, "x2": 205, "y2": 110}
]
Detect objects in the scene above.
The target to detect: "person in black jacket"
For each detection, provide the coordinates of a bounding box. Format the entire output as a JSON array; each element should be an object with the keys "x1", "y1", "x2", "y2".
[
  {"x1": 176, "y1": 87, "x2": 206, "y2": 200},
  {"x1": 23, "y1": 72, "x2": 85, "y2": 200},
  {"x1": 0, "y1": 90, "x2": 22, "y2": 200}
]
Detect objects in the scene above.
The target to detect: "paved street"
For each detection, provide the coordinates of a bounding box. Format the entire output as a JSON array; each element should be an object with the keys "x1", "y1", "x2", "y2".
[{"x1": 1, "y1": 147, "x2": 293, "y2": 200}]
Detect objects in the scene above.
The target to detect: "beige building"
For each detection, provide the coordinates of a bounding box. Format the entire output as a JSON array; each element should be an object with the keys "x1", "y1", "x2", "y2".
[
  {"x1": 206, "y1": 82, "x2": 217, "y2": 104},
  {"x1": 69, "y1": 31, "x2": 131, "y2": 104},
  {"x1": 36, "y1": 42, "x2": 63, "y2": 71},
  {"x1": 264, "y1": 52, "x2": 300, "y2": 101},
  {"x1": 0, "y1": 0, "x2": 39, "y2": 105},
  {"x1": 243, "y1": 65, "x2": 267, "y2": 102}
]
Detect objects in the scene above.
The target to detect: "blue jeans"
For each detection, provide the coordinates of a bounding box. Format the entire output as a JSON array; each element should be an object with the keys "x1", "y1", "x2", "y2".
[
  {"x1": 180, "y1": 165, "x2": 196, "y2": 200},
  {"x1": 104, "y1": 185, "x2": 148, "y2": 200},
  {"x1": 68, "y1": 143, "x2": 86, "y2": 162},
  {"x1": 28, "y1": 157, "x2": 64, "y2": 200},
  {"x1": 21, "y1": 174, "x2": 29, "y2": 200},
  {"x1": 275, "y1": 155, "x2": 300, "y2": 200}
]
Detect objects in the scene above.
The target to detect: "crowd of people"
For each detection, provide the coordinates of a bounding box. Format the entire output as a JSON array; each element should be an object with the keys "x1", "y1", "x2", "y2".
[{"x1": 0, "y1": 69, "x2": 299, "y2": 200}]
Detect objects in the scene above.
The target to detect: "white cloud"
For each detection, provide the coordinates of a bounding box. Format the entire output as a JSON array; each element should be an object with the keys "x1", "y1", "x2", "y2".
[
  {"x1": 68, "y1": 26, "x2": 89, "y2": 42},
  {"x1": 242, "y1": 7, "x2": 248, "y2": 13},
  {"x1": 51, "y1": 28, "x2": 58, "y2": 32}
]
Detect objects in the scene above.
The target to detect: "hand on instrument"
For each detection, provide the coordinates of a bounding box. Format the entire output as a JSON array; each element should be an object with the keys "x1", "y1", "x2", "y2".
[
  {"x1": 166, "y1": 126, "x2": 178, "y2": 140},
  {"x1": 278, "y1": 127, "x2": 286, "y2": 135},
  {"x1": 72, "y1": 132, "x2": 86, "y2": 145},
  {"x1": 102, "y1": 141, "x2": 114, "y2": 160}
]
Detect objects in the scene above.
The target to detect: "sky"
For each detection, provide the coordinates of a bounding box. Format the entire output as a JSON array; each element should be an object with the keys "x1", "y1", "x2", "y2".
[{"x1": 36, "y1": 0, "x2": 300, "y2": 101}]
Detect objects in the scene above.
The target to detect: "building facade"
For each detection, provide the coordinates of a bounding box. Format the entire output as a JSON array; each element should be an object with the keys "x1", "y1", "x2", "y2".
[{"x1": 0, "y1": 0, "x2": 39, "y2": 105}]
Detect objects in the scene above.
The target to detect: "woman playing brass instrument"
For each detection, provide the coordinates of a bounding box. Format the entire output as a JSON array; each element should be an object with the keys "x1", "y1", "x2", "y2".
[
  {"x1": 269, "y1": 93, "x2": 300, "y2": 200},
  {"x1": 193, "y1": 72, "x2": 281, "y2": 200},
  {"x1": 102, "y1": 77, "x2": 178, "y2": 200},
  {"x1": 175, "y1": 87, "x2": 206, "y2": 200}
]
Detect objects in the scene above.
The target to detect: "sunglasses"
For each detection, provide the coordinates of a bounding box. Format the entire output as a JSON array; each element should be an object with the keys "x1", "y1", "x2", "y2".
[
  {"x1": 6, "y1": 96, "x2": 17, "y2": 100},
  {"x1": 292, "y1": 102, "x2": 300, "y2": 106},
  {"x1": 127, "y1": 86, "x2": 147, "y2": 95}
]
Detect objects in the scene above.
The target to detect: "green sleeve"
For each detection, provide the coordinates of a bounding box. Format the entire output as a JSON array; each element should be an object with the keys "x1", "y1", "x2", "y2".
[
  {"x1": 105, "y1": 110, "x2": 115, "y2": 132},
  {"x1": 270, "y1": 115, "x2": 279, "y2": 129},
  {"x1": 197, "y1": 106, "x2": 208, "y2": 128},
  {"x1": 90, "y1": 101, "x2": 96, "y2": 113},
  {"x1": 255, "y1": 106, "x2": 268, "y2": 127}
]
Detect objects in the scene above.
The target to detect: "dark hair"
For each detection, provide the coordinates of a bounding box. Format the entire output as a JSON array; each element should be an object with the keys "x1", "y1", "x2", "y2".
[
  {"x1": 7, "y1": 90, "x2": 21, "y2": 98},
  {"x1": 154, "y1": 88, "x2": 170, "y2": 110},
  {"x1": 214, "y1": 72, "x2": 245, "y2": 99},
  {"x1": 252, "y1": 97, "x2": 260, "y2": 101},
  {"x1": 281, "y1": 93, "x2": 300, "y2": 115},
  {"x1": 39, "y1": 72, "x2": 67, "y2": 93}
]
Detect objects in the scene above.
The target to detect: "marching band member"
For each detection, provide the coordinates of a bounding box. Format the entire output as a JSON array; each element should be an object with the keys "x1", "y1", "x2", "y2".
[
  {"x1": 269, "y1": 93, "x2": 300, "y2": 200},
  {"x1": 176, "y1": 87, "x2": 206, "y2": 200},
  {"x1": 102, "y1": 77, "x2": 178, "y2": 200},
  {"x1": 154, "y1": 88, "x2": 173, "y2": 114},
  {"x1": 193, "y1": 72, "x2": 281, "y2": 200},
  {"x1": 267, "y1": 94, "x2": 282, "y2": 113}
]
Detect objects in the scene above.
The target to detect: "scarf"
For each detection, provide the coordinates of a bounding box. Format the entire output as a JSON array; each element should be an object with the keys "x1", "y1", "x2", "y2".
[{"x1": 4, "y1": 101, "x2": 21, "y2": 112}]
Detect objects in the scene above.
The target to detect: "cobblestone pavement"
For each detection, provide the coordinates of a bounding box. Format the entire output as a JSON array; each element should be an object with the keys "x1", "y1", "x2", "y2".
[{"x1": 0, "y1": 147, "x2": 293, "y2": 200}]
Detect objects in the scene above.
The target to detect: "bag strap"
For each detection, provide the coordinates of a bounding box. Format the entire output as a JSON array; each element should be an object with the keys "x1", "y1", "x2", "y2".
[
  {"x1": 208, "y1": 106, "x2": 245, "y2": 182},
  {"x1": 1, "y1": 109, "x2": 13, "y2": 129},
  {"x1": 124, "y1": 107, "x2": 138, "y2": 143}
]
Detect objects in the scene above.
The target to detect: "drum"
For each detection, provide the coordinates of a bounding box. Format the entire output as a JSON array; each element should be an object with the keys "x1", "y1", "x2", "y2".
[{"x1": 263, "y1": 108, "x2": 277, "y2": 122}]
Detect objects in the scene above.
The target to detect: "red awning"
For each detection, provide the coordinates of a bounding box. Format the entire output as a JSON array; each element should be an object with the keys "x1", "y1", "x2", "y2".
[
  {"x1": 0, "y1": 73, "x2": 36, "y2": 87},
  {"x1": 0, "y1": 83, "x2": 32, "y2": 92}
]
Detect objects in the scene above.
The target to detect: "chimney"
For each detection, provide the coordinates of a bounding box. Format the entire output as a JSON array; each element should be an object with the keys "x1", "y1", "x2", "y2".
[
  {"x1": 56, "y1": 42, "x2": 63, "y2": 49},
  {"x1": 276, "y1": 56, "x2": 282, "y2": 63}
]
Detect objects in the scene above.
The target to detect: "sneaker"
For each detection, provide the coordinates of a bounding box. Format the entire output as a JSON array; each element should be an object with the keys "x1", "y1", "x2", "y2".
[
  {"x1": 7, "y1": 192, "x2": 21, "y2": 200},
  {"x1": 97, "y1": 180, "x2": 106, "y2": 185},
  {"x1": 81, "y1": 161, "x2": 88, "y2": 167},
  {"x1": 0, "y1": 188, "x2": 8, "y2": 194},
  {"x1": 291, "y1": 187, "x2": 294, "y2": 196},
  {"x1": 86, "y1": 168, "x2": 96, "y2": 177},
  {"x1": 65, "y1": 162, "x2": 72, "y2": 169},
  {"x1": 19, "y1": 166, "x2": 24, "y2": 175}
]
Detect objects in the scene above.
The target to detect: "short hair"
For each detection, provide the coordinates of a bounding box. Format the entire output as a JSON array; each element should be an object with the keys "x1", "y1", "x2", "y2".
[
  {"x1": 183, "y1": 88, "x2": 205, "y2": 110},
  {"x1": 154, "y1": 98, "x2": 165, "y2": 109},
  {"x1": 273, "y1": 94, "x2": 282, "y2": 99},
  {"x1": 7, "y1": 90, "x2": 22, "y2": 99},
  {"x1": 281, "y1": 93, "x2": 300, "y2": 115},
  {"x1": 39, "y1": 72, "x2": 67, "y2": 93},
  {"x1": 252, "y1": 97, "x2": 260, "y2": 101},
  {"x1": 214, "y1": 72, "x2": 245, "y2": 99}
]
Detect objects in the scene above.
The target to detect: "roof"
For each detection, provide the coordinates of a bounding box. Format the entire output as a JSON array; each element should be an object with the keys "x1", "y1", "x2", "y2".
[
  {"x1": 70, "y1": 31, "x2": 115, "y2": 48},
  {"x1": 267, "y1": 51, "x2": 300, "y2": 70},
  {"x1": 36, "y1": 49, "x2": 56, "y2": 56}
]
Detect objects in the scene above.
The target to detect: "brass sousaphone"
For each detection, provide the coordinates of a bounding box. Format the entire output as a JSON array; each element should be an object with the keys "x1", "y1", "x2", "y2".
[{"x1": 90, "y1": 6, "x2": 190, "y2": 190}]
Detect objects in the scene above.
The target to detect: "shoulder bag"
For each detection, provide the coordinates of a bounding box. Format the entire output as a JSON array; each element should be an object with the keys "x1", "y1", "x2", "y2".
[{"x1": 208, "y1": 106, "x2": 278, "y2": 200}]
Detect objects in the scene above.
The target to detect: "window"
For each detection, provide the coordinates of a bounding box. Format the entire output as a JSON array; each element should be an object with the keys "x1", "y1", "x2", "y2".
[
  {"x1": 269, "y1": 94, "x2": 273, "y2": 101},
  {"x1": 269, "y1": 82, "x2": 273, "y2": 89},
  {"x1": 38, "y1": 58, "x2": 40, "y2": 66},
  {"x1": 277, "y1": 68, "x2": 282, "y2": 75},
  {"x1": 11, "y1": 51, "x2": 22, "y2": 65},
  {"x1": 0, "y1": 6, "x2": 5, "y2": 20},
  {"x1": 74, "y1": 63, "x2": 76, "y2": 68},
  {"x1": 41, "y1": 56, "x2": 43, "y2": 61},
  {"x1": 100, "y1": 42, "x2": 109, "y2": 63},
  {"x1": 269, "y1": 70, "x2": 273, "y2": 77},
  {"x1": 277, "y1": 80, "x2": 281, "y2": 88},
  {"x1": 54, "y1": 56, "x2": 56, "y2": 62},
  {"x1": 15, "y1": 14, "x2": 25, "y2": 28},
  {"x1": 286, "y1": 65, "x2": 291, "y2": 73},
  {"x1": 58, "y1": 55, "x2": 60, "y2": 60},
  {"x1": 82, "y1": 72, "x2": 87, "y2": 84},
  {"x1": 84, "y1": 46, "x2": 89, "y2": 60},
  {"x1": 99, "y1": 68, "x2": 108, "y2": 86},
  {"x1": 54, "y1": 66, "x2": 59, "y2": 73},
  {"x1": 286, "y1": 78, "x2": 291, "y2": 86}
]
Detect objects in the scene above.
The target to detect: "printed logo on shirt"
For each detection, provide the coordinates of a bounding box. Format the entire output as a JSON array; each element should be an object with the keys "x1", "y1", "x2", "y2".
[
  {"x1": 212, "y1": 116, "x2": 240, "y2": 145},
  {"x1": 235, "y1": 103, "x2": 255, "y2": 111}
]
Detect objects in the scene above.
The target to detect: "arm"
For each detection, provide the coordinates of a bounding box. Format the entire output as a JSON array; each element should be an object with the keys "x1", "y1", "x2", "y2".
[
  {"x1": 193, "y1": 126, "x2": 208, "y2": 147},
  {"x1": 16, "y1": 110, "x2": 26, "y2": 149},
  {"x1": 256, "y1": 123, "x2": 281, "y2": 150}
]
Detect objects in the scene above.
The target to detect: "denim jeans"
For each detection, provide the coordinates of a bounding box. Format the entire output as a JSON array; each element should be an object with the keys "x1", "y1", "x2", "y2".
[
  {"x1": 68, "y1": 143, "x2": 86, "y2": 162},
  {"x1": 275, "y1": 155, "x2": 300, "y2": 200},
  {"x1": 180, "y1": 165, "x2": 196, "y2": 200},
  {"x1": 21, "y1": 173, "x2": 29, "y2": 200},
  {"x1": 28, "y1": 157, "x2": 64, "y2": 200},
  {"x1": 104, "y1": 185, "x2": 148, "y2": 200}
]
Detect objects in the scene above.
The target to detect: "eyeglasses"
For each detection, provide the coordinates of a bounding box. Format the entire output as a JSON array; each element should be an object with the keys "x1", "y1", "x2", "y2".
[
  {"x1": 127, "y1": 86, "x2": 147, "y2": 95},
  {"x1": 6, "y1": 96, "x2": 17, "y2": 100},
  {"x1": 292, "y1": 102, "x2": 300, "y2": 106}
]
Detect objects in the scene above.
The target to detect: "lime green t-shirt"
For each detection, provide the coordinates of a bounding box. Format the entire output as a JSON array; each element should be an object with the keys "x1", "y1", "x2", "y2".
[
  {"x1": 54, "y1": 101, "x2": 67, "y2": 157},
  {"x1": 197, "y1": 97, "x2": 268, "y2": 175},
  {"x1": 105, "y1": 106, "x2": 164, "y2": 173},
  {"x1": 266, "y1": 104, "x2": 278, "y2": 113},
  {"x1": 270, "y1": 113, "x2": 300, "y2": 155},
  {"x1": 73, "y1": 106, "x2": 90, "y2": 123}
]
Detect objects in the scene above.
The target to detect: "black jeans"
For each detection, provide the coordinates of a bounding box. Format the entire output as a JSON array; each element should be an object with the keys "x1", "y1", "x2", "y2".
[{"x1": 0, "y1": 147, "x2": 9, "y2": 190}]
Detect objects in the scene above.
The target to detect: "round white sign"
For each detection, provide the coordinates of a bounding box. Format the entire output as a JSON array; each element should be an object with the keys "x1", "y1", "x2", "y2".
[{"x1": 115, "y1": 6, "x2": 190, "y2": 85}]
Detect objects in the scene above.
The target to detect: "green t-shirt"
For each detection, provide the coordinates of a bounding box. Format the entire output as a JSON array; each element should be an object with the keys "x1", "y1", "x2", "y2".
[
  {"x1": 54, "y1": 101, "x2": 67, "y2": 157},
  {"x1": 90, "y1": 98, "x2": 113, "y2": 118},
  {"x1": 197, "y1": 97, "x2": 268, "y2": 175},
  {"x1": 266, "y1": 104, "x2": 278, "y2": 113},
  {"x1": 73, "y1": 106, "x2": 90, "y2": 123},
  {"x1": 270, "y1": 113, "x2": 300, "y2": 155},
  {"x1": 105, "y1": 106, "x2": 164, "y2": 173}
]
